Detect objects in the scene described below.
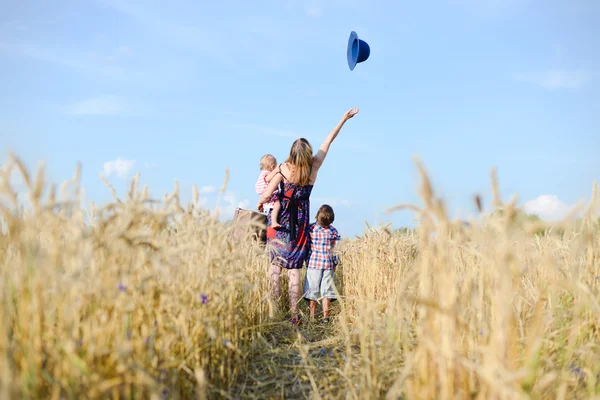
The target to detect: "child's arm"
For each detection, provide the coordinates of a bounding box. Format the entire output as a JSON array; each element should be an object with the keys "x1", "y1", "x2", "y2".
[
  {"x1": 331, "y1": 228, "x2": 341, "y2": 271},
  {"x1": 257, "y1": 173, "x2": 283, "y2": 211},
  {"x1": 331, "y1": 227, "x2": 341, "y2": 247}
]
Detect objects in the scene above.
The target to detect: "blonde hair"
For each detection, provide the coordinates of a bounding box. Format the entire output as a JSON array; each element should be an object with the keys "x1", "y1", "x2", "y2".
[
  {"x1": 286, "y1": 138, "x2": 313, "y2": 186},
  {"x1": 260, "y1": 154, "x2": 277, "y2": 171}
]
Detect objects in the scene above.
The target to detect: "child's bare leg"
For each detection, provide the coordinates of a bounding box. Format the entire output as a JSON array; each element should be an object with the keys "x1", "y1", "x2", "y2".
[
  {"x1": 270, "y1": 201, "x2": 281, "y2": 228},
  {"x1": 309, "y1": 300, "x2": 317, "y2": 319},
  {"x1": 323, "y1": 298, "x2": 331, "y2": 318}
]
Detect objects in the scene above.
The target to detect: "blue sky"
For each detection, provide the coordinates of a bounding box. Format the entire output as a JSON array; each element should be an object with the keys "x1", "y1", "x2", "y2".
[{"x1": 1, "y1": 0, "x2": 599, "y2": 237}]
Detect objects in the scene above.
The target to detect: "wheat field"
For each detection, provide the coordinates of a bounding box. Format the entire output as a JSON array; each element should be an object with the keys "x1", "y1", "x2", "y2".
[{"x1": 1, "y1": 153, "x2": 599, "y2": 399}]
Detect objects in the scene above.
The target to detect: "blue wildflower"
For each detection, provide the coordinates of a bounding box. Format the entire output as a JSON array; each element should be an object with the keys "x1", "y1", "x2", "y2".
[
  {"x1": 570, "y1": 363, "x2": 586, "y2": 380},
  {"x1": 201, "y1": 294, "x2": 208, "y2": 304}
]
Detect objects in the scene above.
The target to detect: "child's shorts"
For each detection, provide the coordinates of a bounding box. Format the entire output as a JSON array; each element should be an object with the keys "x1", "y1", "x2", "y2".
[{"x1": 303, "y1": 268, "x2": 337, "y2": 301}]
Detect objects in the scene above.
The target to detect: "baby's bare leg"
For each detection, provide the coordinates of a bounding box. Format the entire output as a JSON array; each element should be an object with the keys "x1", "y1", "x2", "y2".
[{"x1": 271, "y1": 201, "x2": 281, "y2": 228}]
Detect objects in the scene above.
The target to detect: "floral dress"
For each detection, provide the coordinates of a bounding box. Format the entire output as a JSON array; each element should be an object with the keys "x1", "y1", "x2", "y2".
[{"x1": 266, "y1": 178, "x2": 313, "y2": 269}]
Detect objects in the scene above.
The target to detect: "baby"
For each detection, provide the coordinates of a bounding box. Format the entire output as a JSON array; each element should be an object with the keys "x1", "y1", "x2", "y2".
[{"x1": 255, "y1": 154, "x2": 281, "y2": 228}]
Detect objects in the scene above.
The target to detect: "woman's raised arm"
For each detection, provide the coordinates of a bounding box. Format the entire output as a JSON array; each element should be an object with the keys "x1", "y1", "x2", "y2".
[{"x1": 312, "y1": 107, "x2": 359, "y2": 172}]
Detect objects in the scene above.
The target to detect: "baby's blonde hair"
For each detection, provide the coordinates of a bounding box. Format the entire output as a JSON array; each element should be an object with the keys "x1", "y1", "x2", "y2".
[
  {"x1": 260, "y1": 154, "x2": 277, "y2": 171},
  {"x1": 286, "y1": 138, "x2": 313, "y2": 186}
]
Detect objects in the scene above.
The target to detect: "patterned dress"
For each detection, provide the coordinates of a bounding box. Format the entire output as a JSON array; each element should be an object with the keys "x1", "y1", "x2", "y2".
[{"x1": 266, "y1": 180, "x2": 313, "y2": 269}]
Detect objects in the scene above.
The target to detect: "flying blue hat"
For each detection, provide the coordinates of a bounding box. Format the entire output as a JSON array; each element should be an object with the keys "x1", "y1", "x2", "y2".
[{"x1": 347, "y1": 31, "x2": 370, "y2": 71}]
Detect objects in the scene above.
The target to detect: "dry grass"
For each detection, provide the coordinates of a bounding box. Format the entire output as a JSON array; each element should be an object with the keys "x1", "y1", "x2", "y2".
[{"x1": 1, "y1": 153, "x2": 599, "y2": 399}]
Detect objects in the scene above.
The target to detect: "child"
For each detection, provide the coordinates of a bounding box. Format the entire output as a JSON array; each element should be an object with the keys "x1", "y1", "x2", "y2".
[
  {"x1": 255, "y1": 154, "x2": 281, "y2": 227},
  {"x1": 303, "y1": 204, "x2": 341, "y2": 322}
]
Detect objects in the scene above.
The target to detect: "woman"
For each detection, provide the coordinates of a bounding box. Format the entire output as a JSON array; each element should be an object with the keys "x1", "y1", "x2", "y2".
[{"x1": 257, "y1": 107, "x2": 359, "y2": 324}]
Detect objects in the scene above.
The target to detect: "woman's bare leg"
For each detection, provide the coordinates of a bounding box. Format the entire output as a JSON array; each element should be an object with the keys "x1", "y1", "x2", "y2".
[
  {"x1": 269, "y1": 265, "x2": 282, "y2": 300},
  {"x1": 287, "y1": 269, "x2": 302, "y2": 313}
]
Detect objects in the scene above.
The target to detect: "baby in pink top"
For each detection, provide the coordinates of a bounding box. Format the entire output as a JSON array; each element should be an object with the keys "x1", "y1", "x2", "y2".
[{"x1": 255, "y1": 154, "x2": 281, "y2": 228}]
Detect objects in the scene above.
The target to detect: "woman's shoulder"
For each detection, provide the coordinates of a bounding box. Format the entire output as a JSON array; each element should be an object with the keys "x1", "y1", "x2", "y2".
[{"x1": 279, "y1": 162, "x2": 292, "y2": 177}]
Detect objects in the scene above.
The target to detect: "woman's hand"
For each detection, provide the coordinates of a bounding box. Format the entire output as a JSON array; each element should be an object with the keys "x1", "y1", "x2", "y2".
[
  {"x1": 343, "y1": 107, "x2": 359, "y2": 121},
  {"x1": 257, "y1": 202, "x2": 264, "y2": 212}
]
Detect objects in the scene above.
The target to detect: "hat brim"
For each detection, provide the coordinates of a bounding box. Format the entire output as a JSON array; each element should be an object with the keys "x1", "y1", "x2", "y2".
[{"x1": 347, "y1": 31, "x2": 359, "y2": 71}]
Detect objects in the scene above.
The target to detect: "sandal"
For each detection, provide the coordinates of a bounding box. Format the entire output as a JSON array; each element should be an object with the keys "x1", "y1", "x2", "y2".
[{"x1": 291, "y1": 313, "x2": 301, "y2": 326}]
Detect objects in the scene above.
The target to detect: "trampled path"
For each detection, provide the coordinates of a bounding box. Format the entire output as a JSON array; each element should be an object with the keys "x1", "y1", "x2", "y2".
[{"x1": 230, "y1": 313, "x2": 345, "y2": 399}]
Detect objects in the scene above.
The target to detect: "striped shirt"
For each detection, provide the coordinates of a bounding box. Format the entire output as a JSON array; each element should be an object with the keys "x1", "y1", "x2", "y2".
[
  {"x1": 255, "y1": 170, "x2": 278, "y2": 208},
  {"x1": 307, "y1": 223, "x2": 340, "y2": 270}
]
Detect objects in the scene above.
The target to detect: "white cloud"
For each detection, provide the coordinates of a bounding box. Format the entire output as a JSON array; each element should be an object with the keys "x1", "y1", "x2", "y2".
[
  {"x1": 199, "y1": 185, "x2": 216, "y2": 194},
  {"x1": 103, "y1": 158, "x2": 136, "y2": 179},
  {"x1": 523, "y1": 194, "x2": 571, "y2": 221},
  {"x1": 514, "y1": 70, "x2": 590, "y2": 90},
  {"x1": 217, "y1": 191, "x2": 251, "y2": 218},
  {"x1": 67, "y1": 96, "x2": 124, "y2": 115}
]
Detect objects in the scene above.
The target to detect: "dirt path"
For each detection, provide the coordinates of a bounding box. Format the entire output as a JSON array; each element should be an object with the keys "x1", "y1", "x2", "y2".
[{"x1": 230, "y1": 315, "x2": 345, "y2": 400}]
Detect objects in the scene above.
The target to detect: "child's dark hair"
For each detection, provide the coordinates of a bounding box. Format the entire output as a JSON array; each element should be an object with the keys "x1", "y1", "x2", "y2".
[{"x1": 316, "y1": 204, "x2": 335, "y2": 227}]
